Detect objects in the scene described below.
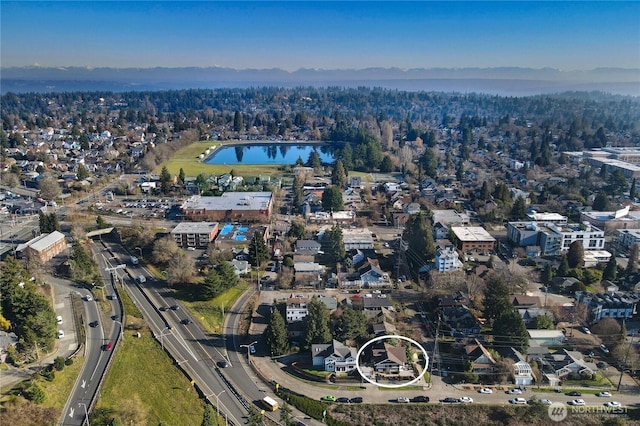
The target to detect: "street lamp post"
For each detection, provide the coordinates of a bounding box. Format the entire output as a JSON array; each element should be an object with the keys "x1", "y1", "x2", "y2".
[
  {"x1": 215, "y1": 389, "x2": 226, "y2": 422},
  {"x1": 159, "y1": 326, "x2": 172, "y2": 351},
  {"x1": 78, "y1": 402, "x2": 90, "y2": 426}
]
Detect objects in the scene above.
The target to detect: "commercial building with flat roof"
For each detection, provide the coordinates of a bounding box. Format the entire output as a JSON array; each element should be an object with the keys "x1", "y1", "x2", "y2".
[
  {"x1": 450, "y1": 226, "x2": 496, "y2": 253},
  {"x1": 171, "y1": 222, "x2": 219, "y2": 248},
  {"x1": 342, "y1": 228, "x2": 375, "y2": 250},
  {"x1": 180, "y1": 192, "x2": 273, "y2": 222}
]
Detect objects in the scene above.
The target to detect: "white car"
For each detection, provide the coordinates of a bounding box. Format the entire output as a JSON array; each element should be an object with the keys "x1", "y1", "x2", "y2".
[
  {"x1": 539, "y1": 399, "x2": 552, "y2": 405},
  {"x1": 397, "y1": 396, "x2": 410, "y2": 403},
  {"x1": 57, "y1": 330, "x2": 65, "y2": 339},
  {"x1": 569, "y1": 399, "x2": 585, "y2": 406},
  {"x1": 506, "y1": 388, "x2": 523, "y2": 395},
  {"x1": 56, "y1": 315, "x2": 63, "y2": 325},
  {"x1": 604, "y1": 401, "x2": 621, "y2": 408},
  {"x1": 510, "y1": 398, "x2": 527, "y2": 405},
  {"x1": 478, "y1": 388, "x2": 493, "y2": 394},
  {"x1": 596, "y1": 391, "x2": 612, "y2": 397},
  {"x1": 458, "y1": 396, "x2": 473, "y2": 403},
  {"x1": 84, "y1": 295, "x2": 93, "y2": 301}
]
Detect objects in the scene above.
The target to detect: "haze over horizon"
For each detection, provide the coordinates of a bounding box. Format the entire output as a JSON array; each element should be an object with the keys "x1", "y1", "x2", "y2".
[{"x1": 2, "y1": 1, "x2": 639, "y2": 72}]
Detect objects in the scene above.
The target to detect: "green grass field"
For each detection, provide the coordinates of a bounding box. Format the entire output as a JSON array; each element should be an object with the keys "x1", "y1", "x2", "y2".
[
  {"x1": 156, "y1": 141, "x2": 288, "y2": 178},
  {"x1": 181, "y1": 282, "x2": 249, "y2": 334},
  {"x1": 38, "y1": 357, "x2": 85, "y2": 408}
]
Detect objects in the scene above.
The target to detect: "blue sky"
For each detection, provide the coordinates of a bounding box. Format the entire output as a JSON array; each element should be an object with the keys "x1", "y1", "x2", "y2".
[{"x1": 2, "y1": 1, "x2": 639, "y2": 70}]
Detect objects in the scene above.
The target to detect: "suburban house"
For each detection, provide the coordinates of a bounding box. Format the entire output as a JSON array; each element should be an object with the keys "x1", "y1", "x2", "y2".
[
  {"x1": 575, "y1": 291, "x2": 640, "y2": 322},
  {"x1": 502, "y1": 347, "x2": 534, "y2": 386},
  {"x1": 441, "y1": 306, "x2": 481, "y2": 336},
  {"x1": 371, "y1": 342, "x2": 409, "y2": 374},
  {"x1": 537, "y1": 349, "x2": 597, "y2": 386},
  {"x1": 311, "y1": 340, "x2": 358, "y2": 373},
  {"x1": 286, "y1": 296, "x2": 309, "y2": 323},
  {"x1": 465, "y1": 339, "x2": 497, "y2": 374},
  {"x1": 437, "y1": 291, "x2": 472, "y2": 308},
  {"x1": 230, "y1": 259, "x2": 249, "y2": 275},
  {"x1": 351, "y1": 296, "x2": 394, "y2": 313},
  {"x1": 295, "y1": 239, "x2": 322, "y2": 255}
]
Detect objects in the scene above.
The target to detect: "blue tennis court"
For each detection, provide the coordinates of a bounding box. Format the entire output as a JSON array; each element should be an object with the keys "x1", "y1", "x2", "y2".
[{"x1": 220, "y1": 223, "x2": 234, "y2": 236}]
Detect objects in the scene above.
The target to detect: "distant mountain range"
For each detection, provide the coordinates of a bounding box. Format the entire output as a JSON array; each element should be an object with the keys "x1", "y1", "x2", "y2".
[{"x1": 2, "y1": 66, "x2": 639, "y2": 96}]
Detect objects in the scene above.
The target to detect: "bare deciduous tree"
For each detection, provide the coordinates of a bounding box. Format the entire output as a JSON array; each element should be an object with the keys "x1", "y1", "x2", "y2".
[
  {"x1": 38, "y1": 175, "x2": 61, "y2": 201},
  {"x1": 166, "y1": 253, "x2": 195, "y2": 285},
  {"x1": 152, "y1": 235, "x2": 181, "y2": 264}
]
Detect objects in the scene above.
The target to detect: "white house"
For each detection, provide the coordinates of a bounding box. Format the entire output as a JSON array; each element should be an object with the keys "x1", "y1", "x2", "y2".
[
  {"x1": 311, "y1": 340, "x2": 358, "y2": 373},
  {"x1": 286, "y1": 295, "x2": 309, "y2": 323},
  {"x1": 230, "y1": 259, "x2": 249, "y2": 275},
  {"x1": 435, "y1": 246, "x2": 463, "y2": 272}
]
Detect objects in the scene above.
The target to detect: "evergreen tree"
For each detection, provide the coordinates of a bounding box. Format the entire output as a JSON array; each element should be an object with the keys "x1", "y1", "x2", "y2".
[
  {"x1": 420, "y1": 147, "x2": 438, "y2": 178},
  {"x1": 334, "y1": 306, "x2": 368, "y2": 343},
  {"x1": 201, "y1": 270, "x2": 224, "y2": 300},
  {"x1": 321, "y1": 224, "x2": 346, "y2": 264},
  {"x1": 321, "y1": 186, "x2": 343, "y2": 212},
  {"x1": 331, "y1": 159, "x2": 347, "y2": 188},
  {"x1": 403, "y1": 212, "x2": 436, "y2": 270},
  {"x1": 480, "y1": 181, "x2": 490, "y2": 201},
  {"x1": 493, "y1": 307, "x2": 529, "y2": 352},
  {"x1": 541, "y1": 263, "x2": 553, "y2": 285},
  {"x1": 631, "y1": 177, "x2": 637, "y2": 200},
  {"x1": 303, "y1": 297, "x2": 332, "y2": 349},
  {"x1": 178, "y1": 168, "x2": 186, "y2": 185},
  {"x1": 248, "y1": 231, "x2": 269, "y2": 268},
  {"x1": 603, "y1": 256, "x2": 618, "y2": 281},
  {"x1": 483, "y1": 274, "x2": 511, "y2": 322},
  {"x1": 626, "y1": 243, "x2": 639, "y2": 275},
  {"x1": 160, "y1": 165, "x2": 172, "y2": 194},
  {"x1": 510, "y1": 196, "x2": 526, "y2": 220},
  {"x1": 557, "y1": 255, "x2": 570, "y2": 277},
  {"x1": 307, "y1": 150, "x2": 322, "y2": 169},
  {"x1": 265, "y1": 308, "x2": 289, "y2": 356},
  {"x1": 76, "y1": 163, "x2": 90, "y2": 180},
  {"x1": 456, "y1": 161, "x2": 464, "y2": 181},
  {"x1": 217, "y1": 261, "x2": 239, "y2": 288},
  {"x1": 380, "y1": 155, "x2": 394, "y2": 173},
  {"x1": 233, "y1": 110, "x2": 243, "y2": 132},
  {"x1": 593, "y1": 191, "x2": 610, "y2": 211},
  {"x1": 567, "y1": 241, "x2": 584, "y2": 268}
]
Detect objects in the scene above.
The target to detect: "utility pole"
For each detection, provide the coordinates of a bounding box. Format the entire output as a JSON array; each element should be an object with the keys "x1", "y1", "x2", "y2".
[
  {"x1": 429, "y1": 314, "x2": 442, "y2": 384},
  {"x1": 617, "y1": 328, "x2": 634, "y2": 391}
]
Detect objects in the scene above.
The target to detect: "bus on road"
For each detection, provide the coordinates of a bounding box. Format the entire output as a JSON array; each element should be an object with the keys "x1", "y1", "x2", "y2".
[{"x1": 262, "y1": 396, "x2": 279, "y2": 411}]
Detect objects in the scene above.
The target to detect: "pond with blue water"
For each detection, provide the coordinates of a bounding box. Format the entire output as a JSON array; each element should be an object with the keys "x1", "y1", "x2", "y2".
[{"x1": 205, "y1": 143, "x2": 335, "y2": 165}]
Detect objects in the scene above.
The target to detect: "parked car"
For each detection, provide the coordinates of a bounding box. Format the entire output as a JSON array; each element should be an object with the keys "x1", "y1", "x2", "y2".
[
  {"x1": 349, "y1": 397, "x2": 363, "y2": 404},
  {"x1": 57, "y1": 330, "x2": 64, "y2": 339},
  {"x1": 582, "y1": 327, "x2": 592, "y2": 334},
  {"x1": 596, "y1": 391, "x2": 612, "y2": 397},
  {"x1": 249, "y1": 344, "x2": 256, "y2": 354},
  {"x1": 566, "y1": 391, "x2": 582, "y2": 397},
  {"x1": 336, "y1": 397, "x2": 350, "y2": 403},
  {"x1": 440, "y1": 397, "x2": 458, "y2": 403},
  {"x1": 510, "y1": 398, "x2": 527, "y2": 405},
  {"x1": 506, "y1": 389, "x2": 523, "y2": 395},
  {"x1": 321, "y1": 395, "x2": 336, "y2": 402},
  {"x1": 478, "y1": 388, "x2": 493, "y2": 394},
  {"x1": 56, "y1": 315, "x2": 63, "y2": 325},
  {"x1": 568, "y1": 399, "x2": 585, "y2": 406},
  {"x1": 458, "y1": 397, "x2": 473, "y2": 403},
  {"x1": 539, "y1": 399, "x2": 552, "y2": 405},
  {"x1": 604, "y1": 401, "x2": 622, "y2": 408},
  {"x1": 600, "y1": 344, "x2": 610, "y2": 354},
  {"x1": 397, "y1": 397, "x2": 410, "y2": 403},
  {"x1": 411, "y1": 396, "x2": 429, "y2": 403}
]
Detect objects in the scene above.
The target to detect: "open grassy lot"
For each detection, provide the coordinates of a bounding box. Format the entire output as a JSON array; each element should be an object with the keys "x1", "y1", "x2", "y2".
[
  {"x1": 156, "y1": 140, "x2": 288, "y2": 177},
  {"x1": 40, "y1": 356, "x2": 85, "y2": 408},
  {"x1": 93, "y1": 289, "x2": 206, "y2": 425},
  {"x1": 95, "y1": 328, "x2": 206, "y2": 425},
  {"x1": 178, "y1": 281, "x2": 249, "y2": 334}
]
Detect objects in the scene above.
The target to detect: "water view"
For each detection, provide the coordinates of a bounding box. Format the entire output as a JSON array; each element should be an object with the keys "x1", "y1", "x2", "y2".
[{"x1": 205, "y1": 143, "x2": 335, "y2": 165}]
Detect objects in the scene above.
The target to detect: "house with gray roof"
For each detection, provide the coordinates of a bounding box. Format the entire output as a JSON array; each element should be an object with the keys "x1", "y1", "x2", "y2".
[{"x1": 311, "y1": 339, "x2": 358, "y2": 373}]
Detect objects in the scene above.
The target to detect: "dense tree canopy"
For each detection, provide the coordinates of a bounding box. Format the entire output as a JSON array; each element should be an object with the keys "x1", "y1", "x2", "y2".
[
  {"x1": 321, "y1": 185, "x2": 344, "y2": 212},
  {"x1": 303, "y1": 297, "x2": 332, "y2": 350},
  {"x1": 265, "y1": 307, "x2": 289, "y2": 356}
]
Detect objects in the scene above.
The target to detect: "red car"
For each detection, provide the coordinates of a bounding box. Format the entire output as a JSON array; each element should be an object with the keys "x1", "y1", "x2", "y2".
[{"x1": 104, "y1": 342, "x2": 114, "y2": 351}]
